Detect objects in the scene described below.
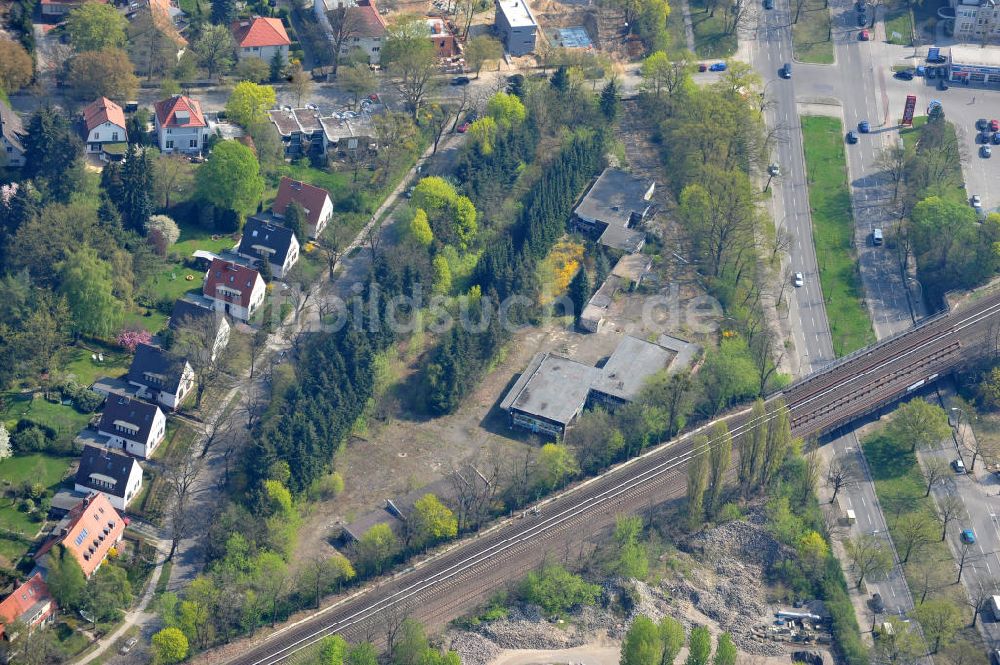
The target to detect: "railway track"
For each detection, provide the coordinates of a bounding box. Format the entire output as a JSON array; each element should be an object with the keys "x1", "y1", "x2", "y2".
[{"x1": 205, "y1": 287, "x2": 1000, "y2": 665}]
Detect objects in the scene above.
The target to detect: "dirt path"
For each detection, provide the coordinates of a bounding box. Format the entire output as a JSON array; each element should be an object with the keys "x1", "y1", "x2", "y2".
[{"x1": 487, "y1": 643, "x2": 620, "y2": 665}]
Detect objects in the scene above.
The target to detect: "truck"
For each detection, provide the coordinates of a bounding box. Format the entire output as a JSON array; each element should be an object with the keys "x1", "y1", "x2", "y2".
[{"x1": 845, "y1": 509, "x2": 857, "y2": 525}]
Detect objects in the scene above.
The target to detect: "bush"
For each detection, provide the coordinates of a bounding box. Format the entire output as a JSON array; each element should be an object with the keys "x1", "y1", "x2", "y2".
[
  {"x1": 15, "y1": 418, "x2": 57, "y2": 441},
  {"x1": 12, "y1": 426, "x2": 49, "y2": 453},
  {"x1": 62, "y1": 381, "x2": 105, "y2": 413},
  {"x1": 822, "y1": 557, "x2": 868, "y2": 665},
  {"x1": 519, "y1": 563, "x2": 600, "y2": 616}
]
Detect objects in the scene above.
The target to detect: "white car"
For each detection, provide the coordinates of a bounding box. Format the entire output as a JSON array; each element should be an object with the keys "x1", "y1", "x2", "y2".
[
  {"x1": 793, "y1": 272, "x2": 804, "y2": 287},
  {"x1": 972, "y1": 195, "x2": 983, "y2": 209},
  {"x1": 768, "y1": 163, "x2": 781, "y2": 176},
  {"x1": 953, "y1": 459, "x2": 966, "y2": 473}
]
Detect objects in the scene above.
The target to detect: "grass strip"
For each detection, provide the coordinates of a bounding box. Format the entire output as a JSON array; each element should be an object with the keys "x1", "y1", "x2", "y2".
[
  {"x1": 800, "y1": 116, "x2": 876, "y2": 356},
  {"x1": 792, "y1": 0, "x2": 834, "y2": 64}
]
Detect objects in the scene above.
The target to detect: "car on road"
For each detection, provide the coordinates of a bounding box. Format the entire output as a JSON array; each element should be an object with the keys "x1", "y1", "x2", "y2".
[
  {"x1": 915, "y1": 65, "x2": 926, "y2": 76},
  {"x1": 709, "y1": 62, "x2": 727, "y2": 71},
  {"x1": 859, "y1": 29, "x2": 871, "y2": 40},
  {"x1": 992, "y1": 119, "x2": 999, "y2": 132},
  {"x1": 780, "y1": 63, "x2": 792, "y2": 78},
  {"x1": 764, "y1": 0, "x2": 774, "y2": 8},
  {"x1": 977, "y1": 118, "x2": 990, "y2": 131},
  {"x1": 961, "y1": 529, "x2": 977, "y2": 544},
  {"x1": 121, "y1": 637, "x2": 138, "y2": 654},
  {"x1": 451, "y1": 76, "x2": 471, "y2": 86},
  {"x1": 982, "y1": 145, "x2": 993, "y2": 158},
  {"x1": 953, "y1": 458, "x2": 967, "y2": 473},
  {"x1": 894, "y1": 70, "x2": 914, "y2": 80},
  {"x1": 858, "y1": 120, "x2": 871, "y2": 133},
  {"x1": 698, "y1": 63, "x2": 708, "y2": 72},
  {"x1": 973, "y1": 195, "x2": 983, "y2": 209},
  {"x1": 768, "y1": 163, "x2": 781, "y2": 176},
  {"x1": 793, "y1": 272, "x2": 804, "y2": 287},
  {"x1": 846, "y1": 130, "x2": 859, "y2": 144},
  {"x1": 457, "y1": 122, "x2": 470, "y2": 133},
  {"x1": 870, "y1": 593, "x2": 885, "y2": 613},
  {"x1": 872, "y1": 228, "x2": 883, "y2": 245}
]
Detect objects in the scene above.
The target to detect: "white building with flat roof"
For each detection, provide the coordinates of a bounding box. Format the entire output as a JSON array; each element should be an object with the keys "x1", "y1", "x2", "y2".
[
  {"x1": 949, "y1": 45, "x2": 1000, "y2": 84},
  {"x1": 495, "y1": 0, "x2": 537, "y2": 56}
]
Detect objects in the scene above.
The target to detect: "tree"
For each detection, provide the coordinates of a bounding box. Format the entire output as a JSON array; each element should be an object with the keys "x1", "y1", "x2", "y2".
[
  {"x1": 46, "y1": 544, "x2": 87, "y2": 609},
  {"x1": 935, "y1": 493, "x2": 964, "y2": 541},
  {"x1": 194, "y1": 25, "x2": 236, "y2": 79},
  {"x1": 148, "y1": 215, "x2": 181, "y2": 246},
  {"x1": 486, "y1": 92, "x2": 527, "y2": 130},
  {"x1": 797, "y1": 531, "x2": 829, "y2": 577},
  {"x1": 381, "y1": 15, "x2": 439, "y2": 117},
  {"x1": 68, "y1": 48, "x2": 139, "y2": 101},
  {"x1": 347, "y1": 643, "x2": 379, "y2": 665},
  {"x1": 236, "y1": 57, "x2": 271, "y2": 83},
  {"x1": 912, "y1": 599, "x2": 962, "y2": 653},
  {"x1": 411, "y1": 493, "x2": 458, "y2": 548},
  {"x1": 698, "y1": 337, "x2": 758, "y2": 416},
  {"x1": 706, "y1": 421, "x2": 732, "y2": 516},
  {"x1": 356, "y1": 523, "x2": 398, "y2": 575},
  {"x1": 319, "y1": 635, "x2": 349, "y2": 665},
  {"x1": 826, "y1": 458, "x2": 851, "y2": 504},
  {"x1": 534, "y1": 443, "x2": 579, "y2": 492},
  {"x1": 886, "y1": 399, "x2": 951, "y2": 453},
  {"x1": 621, "y1": 615, "x2": 663, "y2": 665},
  {"x1": 845, "y1": 534, "x2": 892, "y2": 589},
  {"x1": 129, "y1": 10, "x2": 179, "y2": 81},
  {"x1": 685, "y1": 626, "x2": 711, "y2": 665},
  {"x1": 567, "y1": 266, "x2": 591, "y2": 321},
  {"x1": 873, "y1": 616, "x2": 923, "y2": 665},
  {"x1": 270, "y1": 47, "x2": 286, "y2": 82},
  {"x1": 964, "y1": 582, "x2": 997, "y2": 628},
  {"x1": 921, "y1": 457, "x2": 948, "y2": 497},
  {"x1": 894, "y1": 513, "x2": 935, "y2": 563},
  {"x1": 117, "y1": 144, "x2": 154, "y2": 233},
  {"x1": 163, "y1": 453, "x2": 202, "y2": 560},
  {"x1": 196, "y1": 140, "x2": 264, "y2": 218},
  {"x1": 57, "y1": 247, "x2": 123, "y2": 338},
  {"x1": 84, "y1": 563, "x2": 132, "y2": 621},
  {"x1": 658, "y1": 617, "x2": 685, "y2": 665},
  {"x1": 211, "y1": 0, "x2": 237, "y2": 25},
  {"x1": 341, "y1": 62, "x2": 379, "y2": 108},
  {"x1": 600, "y1": 79, "x2": 619, "y2": 121},
  {"x1": 519, "y1": 563, "x2": 600, "y2": 615},
  {"x1": 152, "y1": 627, "x2": 189, "y2": 664},
  {"x1": 712, "y1": 634, "x2": 736, "y2": 665},
  {"x1": 0, "y1": 424, "x2": 11, "y2": 461},
  {"x1": 289, "y1": 64, "x2": 313, "y2": 107},
  {"x1": 464, "y1": 35, "x2": 502, "y2": 78},
  {"x1": 22, "y1": 106, "x2": 85, "y2": 202},
  {"x1": 66, "y1": 3, "x2": 127, "y2": 52},
  {"x1": 686, "y1": 436, "x2": 709, "y2": 530},
  {"x1": 326, "y1": 6, "x2": 366, "y2": 77},
  {"x1": 226, "y1": 81, "x2": 277, "y2": 129},
  {"x1": 456, "y1": 0, "x2": 479, "y2": 37},
  {"x1": 0, "y1": 38, "x2": 33, "y2": 94},
  {"x1": 611, "y1": 515, "x2": 648, "y2": 579}
]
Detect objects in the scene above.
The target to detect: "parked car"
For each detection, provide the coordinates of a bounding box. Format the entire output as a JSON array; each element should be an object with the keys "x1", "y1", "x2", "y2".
[
  {"x1": 927, "y1": 47, "x2": 947, "y2": 63},
  {"x1": 977, "y1": 118, "x2": 990, "y2": 131},
  {"x1": 871, "y1": 593, "x2": 885, "y2": 613},
  {"x1": 993, "y1": 133, "x2": 1000, "y2": 145},
  {"x1": 915, "y1": 65, "x2": 926, "y2": 76},
  {"x1": 793, "y1": 272, "x2": 804, "y2": 287},
  {"x1": 859, "y1": 29, "x2": 871, "y2": 40},
  {"x1": 451, "y1": 76, "x2": 471, "y2": 86},
  {"x1": 846, "y1": 130, "x2": 859, "y2": 144},
  {"x1": 973, "y1": 194, "x2": 983, "y2": 209},
  {"x1": 709, "y1": 62, "x2": 728, "y2": 71},
  {"x1": 457, "y1": 122, "x2": 470, "y2": 133},
  {"x1": 983, "y1": 145, "x2": 993, "y2": 158},
  {"x1": 858, "y1": 120, "x2": 871, "y2": 133},
  {"x1": 764, "y1": 0, "x2": 774, "y2": 8},
  {"x1": 991, "y1": 119, "x2": 999, "y2": 132},
  {"x1": 953, "y1": 458, "x2": 967, "y2": 473},
  {"x1": 980, "y1": 131, "x2": 992, "y2": 144},
  {"x1": 857, "y1": 13, "x2": 866, "y2": 26},
  {"x1": 961, "y1": 529, "x2": 977, "y2": 545},
  {"x1": 121, "y1": 638, "x2": 138, "y2": 654},
  {"x1": 698, "y1": 62, "x2": 708, "y2": 72},
  {"x1": 894, "y1": 70, "x2": 914, "y2": 80}
]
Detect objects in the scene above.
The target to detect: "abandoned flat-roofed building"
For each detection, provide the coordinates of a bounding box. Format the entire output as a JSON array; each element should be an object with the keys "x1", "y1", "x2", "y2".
[
  {"x1": 500, "y1": 335, "x2": 700, "y2": 437},
  {"x1": 573, "y1": 168, "x2": 655, "y2": 254}
]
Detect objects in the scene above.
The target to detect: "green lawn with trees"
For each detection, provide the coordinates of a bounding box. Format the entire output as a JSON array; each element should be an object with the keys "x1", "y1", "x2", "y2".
[
  {"x1": 792, "y1": 0, "x2": 834, "y2": 64},
  {"x1": 687, "y1": 0, "x2": 738, "y2": 57},
  {"x1": 800, "y1": 116, "x2": 875, "y2": 356}
]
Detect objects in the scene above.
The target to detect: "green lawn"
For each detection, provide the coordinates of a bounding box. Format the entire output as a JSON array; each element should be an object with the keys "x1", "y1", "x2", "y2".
[
  {"x1": 792, "y1": 0, "x2": 834, "y2": 64},
  {"x1": 688, "y1": 0, "x2": 737, "y2": 58},
  {"x1": 0, "y1": 454, "x2": 73, "y2": 560},
  {"x1": 62, "y1": 342, "x2": 131, "y2": 387},
  {"x1": 801, "y1": 116, "x2": 876, "y2": 356},
  {"x1": 884, "y1": 5, "x2": 914, "y2": 45},
  {"x1": 1, "y1": 393, "x2": 92, "y2": 446},
  {"x1": 899, "y1": 115, "x2": 928, "y2": 151},
  {"x1": 665, "y1": 3, "x2": 690, "y2": 56}
]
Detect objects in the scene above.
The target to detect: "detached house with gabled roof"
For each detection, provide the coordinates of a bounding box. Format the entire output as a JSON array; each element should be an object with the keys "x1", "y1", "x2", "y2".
[
  {"x1": 126, "y1": 344, "x2": 195, "y2": 412},
  {"x1": 154, "y1": 95, "x2": 209, "y2": 155},
  {"x1": 232, "y1": 17, "x2": 291, "y2": 65},
  {"x1": 203, "y1": 258, "x2": 267, "y2": 322},
  {"x1": 0, "y1": 573, "x2": 55, "y2": 641},
  {"x1": 0, "y1": 100, "x2": 26, "y2": 168},
  {"x1": 272, "y1": 176, "x2": 333, "y2": 239},
  {"x1": 238, "y1": 217, "x2": 300, "y2": 278},
  {"x1": 74, "y1": 445, "x2": 143, "y2": 511},
  {"x1": 98, "y1": 395, "x2": 167, "y2": 458},
  {"x1": 35, "y1": 493, "x2": 125, "y2": 579},
  {"x1": 82, "y1": 97, "x2": 127, "y2": 160}
]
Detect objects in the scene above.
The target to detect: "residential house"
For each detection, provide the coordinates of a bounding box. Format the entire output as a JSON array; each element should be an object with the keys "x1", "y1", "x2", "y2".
[
  {"x1": 35, "y1": 493, "x2": 125, "y2": 579},
  {"x1": 168, "y1": 298, "x2": 231, "y2": 360},
  {"x1": 232, "y1": 17, "x2": 291, "y2": 65},
  {"x1": 74, "y1": 445, "x2": 143, "y2": 511},
  {"x1": 426, "y1": 17, "x2": 457, "y2": 58},
  {"x1": 316, "y1": 0, "x2": 386, "y2": 64},
  {"x1": 202, "y1": 258, "x2": 267, "y2": 322},
  {"x1": 0, "y1": 574, "x2": 56, "y2": 641},
  {"x1": 268, "y1": 107, "x2": 326, "y2": 157},
  {"x1": 126, "y1": 343, "x2": 195, "y2": 411},
  {"x1": 238, "y1": 217, "x2": 300, "y2": 278},
  {"x1": 268, "y1": 106, "x2": 378, "y2": 157},
  {"x1": 154, "y1": 95, "x2": 209, "y2": 155},
  {"x1": 98, "y1": 395, "x2": 167, "y2": 458},
  {"x1": 82, "y1": 98, "x2": 127, "y2": 160},
  {"x1": 40, "y1": 0, "x2": 105, "y2": 16},
  {"x1": 272, "y1": 176, "x2": 334, "y2": 239},
  {"x1": 572, "y1": 168, "x2": 654, "y2": 254},
  {"x1": 0, "y1": 100, "x2": 26, "y2": 168}
]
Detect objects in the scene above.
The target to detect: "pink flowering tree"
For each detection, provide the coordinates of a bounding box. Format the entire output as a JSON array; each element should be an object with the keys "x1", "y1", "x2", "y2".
[{"x1": 116, "y1": 327, "x2": 152, "y2": 353}]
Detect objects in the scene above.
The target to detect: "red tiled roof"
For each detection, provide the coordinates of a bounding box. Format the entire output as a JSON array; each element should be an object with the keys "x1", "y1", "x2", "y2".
[
  {"x1": 36, "y1": 494, "x2": 125, "y2": 579},
  {"x1": 82, "y1": 97, "x2": 126, "y2": 133},
  {"x1": 231, "y1": 17, "x2": 291, "y2": 48},
  {"x1": 273, "y1": 176, "x2": 331, "y2": 232},
  {"x1": 154, "y1": 95, "x2": 207, "y2": 129},
  {"x1": 203, "y1": 258, "x2": 263, "y2": 309},
  {"x1": 0, "y1": 574, "x2": 55, "y2": 639},
  {"x1": 347, "y1": 0, "x2": 387, "y2": 38}
]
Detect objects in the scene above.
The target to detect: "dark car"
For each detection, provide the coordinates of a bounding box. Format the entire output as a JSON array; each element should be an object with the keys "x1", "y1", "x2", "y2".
[
  {"x1": 846, "y1": 130, "x2": 859, "y2": 144},
  {"x1": 871, "y1": 593, "x2": 885, "y2": 613},
  {"x1": 894, "y1": 70, "x2": 914, "y2": 80},
  {"x1": 938, "y1": 79, "x2": 949, "y2": 90},
  {"x1": 980, "y1": 131, "x2": 992, "y2": 144},
  {"x1": 451, "y1": 76, "x2": 471, "y2": 86},
  {"x1": 764, "y1": 0, "x2": 774, "y2": 8},
  {"x1": 698, "y1": 62, "x2": 708, "y2": 72},
  {"x1": 992, "y1": 133, "x2": 1000, "y2": 145},
  {"x1": 780, "y1": 63, "x2": 792, "y2": 78},
  {"x1": 858, "y1": 120, "x2": 871, "y2": 133},
  {"x1": 977, "y1": 118, "x2": 990, "y2": 131},
  {"x1": 857, "y1": 12, "x2": 867, "y2": 26},
  {"x1": 855, "y1": 0, "x2": 865, "y2": 10}
]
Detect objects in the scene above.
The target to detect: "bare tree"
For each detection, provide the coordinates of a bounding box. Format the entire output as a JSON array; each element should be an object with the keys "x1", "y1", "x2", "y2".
[
  {"x1": 921, "y1": 458, "x2": 949, "y2": 497},
  {"x1": 163, "y1": 453, "x2": 203, "y2": 560},
  {"x1": 365, "y1": 219, "x2": 383, "y2": 262},
  {"x1": 958, "y1": 541, "x2": 975, "y2": 582},
  {"x1": 325, "y1": 6, "x2": 367, "y2": 77},
  {"x1": 964, "y1": 582, "x2": 997, "y2": 627},
  {"x1": 247, "y1": 328, "x2": 269, "y2": 382},
  {"x1": 382, "y1": 600, "x2": 411, "y2": 654},
  {"x1": 423, "y1": 103, "x2": 454, "y2": 155},
  {"x1": 912, "y1": 557, "x2": 946, "y2": 604},
  {"x1": 199, "y1": 409, "x2": 237, "y2": 459},
  {"x1": 449, "y1": 452, "x2": 504, "y2": 531},
  {"x1": 826, "y1": 459, "x2": 852, "y2": 504},
  {"x1": 845, "y1": 534, "x2": 893, "y2": 589},
  {"x1": 876, "y1": 145, "x2": 907, "y2": 202},
  {"x1": 171, "y1": 313, "x2": 234, "y2": 409},
  {"x1": 894, "y1": 513, "x2": 935, "y2": 563},
  {"x1": 936, "y1": 494, "x2": 964, "y2": 541}
]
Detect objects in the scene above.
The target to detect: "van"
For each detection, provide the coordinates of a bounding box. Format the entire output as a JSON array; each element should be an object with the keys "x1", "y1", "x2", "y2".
[
  {"x1": 846, "y1": 509, "x2": 856, "y2": 524},
  {"x1": 872, "y1": 228, "x2": 883, "y2": 245},
  {"x1": 991, "y1": 595, "x2": 1000, "y2": 620}
]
